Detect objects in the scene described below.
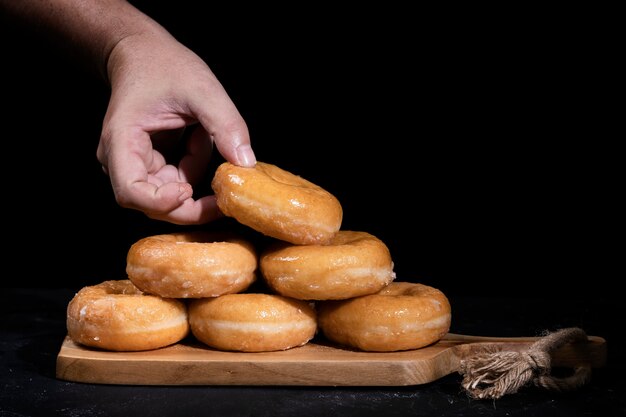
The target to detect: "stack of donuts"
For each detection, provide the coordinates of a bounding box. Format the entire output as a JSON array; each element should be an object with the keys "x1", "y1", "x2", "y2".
[{"x1": 67, "y1": 162, "x2": 452, "y2": 352}]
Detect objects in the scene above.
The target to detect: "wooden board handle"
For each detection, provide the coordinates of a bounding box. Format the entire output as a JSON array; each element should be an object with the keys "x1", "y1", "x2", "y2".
[
  {"x1": 445, "y1": 333, "x2": 607, "y2": 369},
  {"x1": 443, "y1": 331, "x2": 607, "y2": 399}
]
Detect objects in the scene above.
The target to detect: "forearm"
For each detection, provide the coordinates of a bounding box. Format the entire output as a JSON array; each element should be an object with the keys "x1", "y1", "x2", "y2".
[{"x1": 0, "y1": 0, "x2": 163, "y2": 79}]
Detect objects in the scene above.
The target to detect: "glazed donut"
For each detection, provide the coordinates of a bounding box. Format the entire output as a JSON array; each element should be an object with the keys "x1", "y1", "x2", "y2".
[
  {"x1": 211, "y1": 161, "x2": 343, "y2": 245},
  {"x1": 188, "y1": 293, "x2": 317, "y2": 352},
  {"x1": 317, "y1": 282, "x2": 451, "y2": 352},
  {"x1": 260, "y1": 231, "x2": 395, "y2": 300},
  {"x1": 66, "y1": 280, "x2": 189, "y2": 351},
  {"x1": 126, "y1": 231, "x2": 257, "y2": 298}
]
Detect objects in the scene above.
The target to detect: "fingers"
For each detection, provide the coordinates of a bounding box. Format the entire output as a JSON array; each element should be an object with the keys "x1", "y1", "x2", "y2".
[
  {"x1": 143, "y1": 195, "x2": 223, "y2": 225},
  {"x1": 104, "y1": 129, "x2": 190, "y2": 212},
  {"x1": 98, "y1": 127, "x2": 221, "y2": 224},
  {"x1": 116, "y1": 169, "x2": 222, "y2": 225},
  {"x1": 124, "y1": 180, "x2": 193, "y2": 213}
]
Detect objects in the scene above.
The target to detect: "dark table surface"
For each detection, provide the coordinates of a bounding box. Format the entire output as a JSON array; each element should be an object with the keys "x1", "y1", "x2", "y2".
[{"x1": 1, "y1": 288, "x2": 624, "y2": 417}]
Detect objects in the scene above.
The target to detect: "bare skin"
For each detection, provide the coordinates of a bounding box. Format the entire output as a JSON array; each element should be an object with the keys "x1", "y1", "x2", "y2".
[{"x1": 1, "y1": 0, "x2": 256, "y2": 224}]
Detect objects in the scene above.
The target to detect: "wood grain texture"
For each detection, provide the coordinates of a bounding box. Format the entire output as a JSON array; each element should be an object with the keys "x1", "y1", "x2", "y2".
[{"x1": 56, "y1": 333, "x2": 606, "y2": 386}]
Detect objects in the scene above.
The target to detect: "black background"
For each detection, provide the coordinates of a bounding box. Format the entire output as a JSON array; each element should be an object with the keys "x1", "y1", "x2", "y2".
[
  {"x1": 0, "y1": 3, "x2": 619, "y2": 299},
  {"x1": 1, "y1": 4, "x2": 624, "y2": 417}
]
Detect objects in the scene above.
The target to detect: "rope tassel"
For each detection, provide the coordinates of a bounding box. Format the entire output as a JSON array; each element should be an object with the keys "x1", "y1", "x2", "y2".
[{"x1": 459, "y1": 327, "x2": 592, "y2": 399}]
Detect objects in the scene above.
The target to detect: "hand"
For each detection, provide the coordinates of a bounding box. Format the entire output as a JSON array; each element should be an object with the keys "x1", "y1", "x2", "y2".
[{"x1": 97, "y1": 29, "x2": 256, "y2": 224}]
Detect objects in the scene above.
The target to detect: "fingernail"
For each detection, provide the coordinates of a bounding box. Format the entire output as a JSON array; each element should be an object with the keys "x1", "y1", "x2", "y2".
[
  {"x1": 236, "y1": 144, "x2": 257, "y2": 167},
  {"x1": 178, "y1": 184, "x2": 193, "y2": 201}
]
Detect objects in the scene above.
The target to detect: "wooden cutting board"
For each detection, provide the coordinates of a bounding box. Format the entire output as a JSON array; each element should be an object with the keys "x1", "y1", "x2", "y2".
[{"x1": 56, "y1": 333, "x2": 606, "y2": 386}]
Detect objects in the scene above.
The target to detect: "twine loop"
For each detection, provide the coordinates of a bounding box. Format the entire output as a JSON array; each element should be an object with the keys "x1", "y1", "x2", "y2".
[{"x1": 459, "y1": 327, "x2": 592, "y2": 399}]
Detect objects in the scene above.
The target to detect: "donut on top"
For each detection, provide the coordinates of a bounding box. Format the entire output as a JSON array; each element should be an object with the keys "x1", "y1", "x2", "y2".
[{"x1": 211, "y1": 161, "x2": 343, "y2": 245}]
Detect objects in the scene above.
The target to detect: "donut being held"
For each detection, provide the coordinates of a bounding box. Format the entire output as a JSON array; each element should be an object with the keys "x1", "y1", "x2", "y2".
[
  {"x1": 261, "y1": 231, "x2": 396, "y2": 300},
  {"x1": 126, "y1": 231, "x2": 257, "y2": 298},
  {"x1": 66, "y1": 280, "x2": 189, "y2": 351},
  {"x1": 317, "y1": 282, "x2": 451, "y2": 352},
  {"x1": 211, "y1": 162, "x2": 342, "y2": 245},
  {"x1": 189, "y1": 293, "x2": 317, "y2": 352}
]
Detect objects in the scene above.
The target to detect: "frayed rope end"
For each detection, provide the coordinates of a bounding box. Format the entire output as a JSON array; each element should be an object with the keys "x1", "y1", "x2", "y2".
[{"x1": 459, "y1": 327, "x2": 591, "y2": 400}]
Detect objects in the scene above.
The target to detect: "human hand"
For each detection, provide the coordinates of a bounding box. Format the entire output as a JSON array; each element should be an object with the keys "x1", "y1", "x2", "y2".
[{"x1": 97, "y1": 29, "x2": 255, "y2": 224}]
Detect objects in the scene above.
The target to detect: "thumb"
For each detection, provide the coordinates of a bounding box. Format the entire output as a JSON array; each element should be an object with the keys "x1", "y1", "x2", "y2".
[
  {"x1": 216, "y1": 120, "x2": 256, "y2": 167},
  {"x1": 191, "y1": 89, "x2": 256, "y2": 167}
]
